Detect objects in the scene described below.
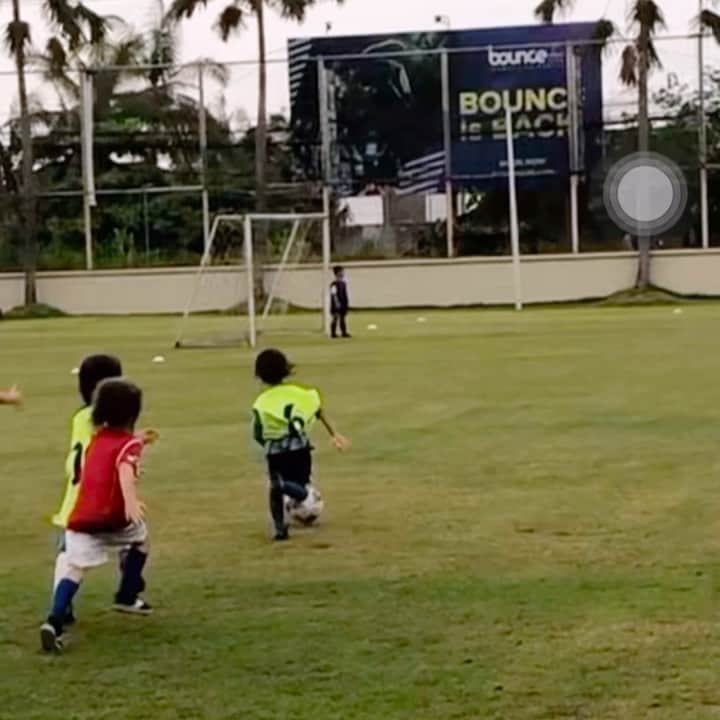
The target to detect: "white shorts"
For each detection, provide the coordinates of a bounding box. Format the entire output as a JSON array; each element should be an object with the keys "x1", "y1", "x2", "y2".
[{"x1": 65, "y1": 523, "x2": 148, "y2": 569}]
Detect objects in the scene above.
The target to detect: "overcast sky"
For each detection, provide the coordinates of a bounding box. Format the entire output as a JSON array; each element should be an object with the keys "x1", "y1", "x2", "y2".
[{"x1": 0, "y1": 0, "x2": 717, "y2": 125}]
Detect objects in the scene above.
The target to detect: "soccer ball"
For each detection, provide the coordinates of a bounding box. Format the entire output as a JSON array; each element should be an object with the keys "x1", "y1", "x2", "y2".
[{"x1": 285, "y1": 485, "x2": 324, "y2": 526}]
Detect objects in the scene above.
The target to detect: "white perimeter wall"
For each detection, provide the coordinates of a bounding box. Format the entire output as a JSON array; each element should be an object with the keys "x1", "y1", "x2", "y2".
[{"x1": 1, "y1": 250, "x2": 719, "y2": 315}]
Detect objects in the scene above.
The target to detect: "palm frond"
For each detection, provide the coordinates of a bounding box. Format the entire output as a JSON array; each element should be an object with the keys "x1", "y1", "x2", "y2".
[
  {"x1": 217, "y1": 5, "x2": 244, "y2": 41},
  {"x1": 647, "y1": 38, "x2": 662, "y2": 69},
  {"x1": 593, "y1": 19, "x2": 617, "y2": 49},
  {"x1": 74, "y1": 3, "x2": 108, "y2": 45},
  {"x1": 630, "y1": 0, "x2": 666, "y2": 34},
  {"x1": 273, "y1": 0, "x2": 343, "y2": 22},
  {"x1": 4, "y1": 19, "x2": 31, "y2": 56},
  {"x1": 621, "y1": 43, "x2": 638, "y2": 86},
  {"x1": 43, "y1": 0, "x2": 82, "y2": 49},
  {"x1": 112, "y1": 34, "x2": 147, "y2": 67},
  {"x1": 167, "y1": 0, "x2": 209, "y2": 21},
  {"x1": 534, "y1": 0, "x2": 574, "y2": 23},
  {"x1": 45, "y1": 36, "x2": 68, "y2": 76},
  {"x1": 700, "y1": 9, "x2": 720, "y2": 44}
]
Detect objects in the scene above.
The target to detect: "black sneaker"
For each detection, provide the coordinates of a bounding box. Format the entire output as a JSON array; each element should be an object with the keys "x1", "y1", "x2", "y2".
[
  {"x1": 40, "y1": 622, "x2": 64, "y2": 653},
  {"x1": 273, "y1": 525, "x2": 290, "y2": 541},
  {"x1": 112, "y1": 598, "x2": 153, "y2": 615},
  {"x1": 64, "y1": 609, "x2": 76, "y2": 626}
]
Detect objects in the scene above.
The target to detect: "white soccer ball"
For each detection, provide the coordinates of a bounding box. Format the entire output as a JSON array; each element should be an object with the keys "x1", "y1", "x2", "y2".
[{"x1": 285, "y1": 485, "x2": 324, "y2": 526}]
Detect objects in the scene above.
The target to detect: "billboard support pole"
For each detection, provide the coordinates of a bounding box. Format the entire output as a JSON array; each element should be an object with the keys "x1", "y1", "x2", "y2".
[
  {"x1": 566, "y1": 44, "x2": 581, "y2": 254},
  {"x1": 505, "y1": 105, "x2": 522, "y2": 311},
  {"x1": 441, "y1": 51, "x2": 454, "y2": 258}
]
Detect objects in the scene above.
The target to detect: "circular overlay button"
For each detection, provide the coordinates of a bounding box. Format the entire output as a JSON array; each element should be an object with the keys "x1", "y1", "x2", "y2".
[{"x1": 603, "y1": 152, "x2": 688, "y2": 236}]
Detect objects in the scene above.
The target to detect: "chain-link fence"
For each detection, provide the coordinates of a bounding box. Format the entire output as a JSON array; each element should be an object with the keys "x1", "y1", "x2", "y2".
[{"x1": 0, "y1": 27, "x2": 718, "y2": 270}]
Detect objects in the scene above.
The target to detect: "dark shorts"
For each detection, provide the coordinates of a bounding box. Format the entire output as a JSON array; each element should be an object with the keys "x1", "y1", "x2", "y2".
[{"x1": 267, "y1": 447, "x2": 313, "y2": 488}]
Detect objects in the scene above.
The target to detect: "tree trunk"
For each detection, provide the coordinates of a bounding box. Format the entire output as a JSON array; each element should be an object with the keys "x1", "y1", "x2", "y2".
[
  {"x1": 636, "y1": 24, "x2": 651, "y2": 290},
  {"x1": 12, "y1": 0, "x2": 38, "y2": 306}
]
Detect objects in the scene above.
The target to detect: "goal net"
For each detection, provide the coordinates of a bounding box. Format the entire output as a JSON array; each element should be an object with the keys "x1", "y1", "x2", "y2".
[{"x1": 174, "y1": 212, "x2": 331, "y2": 349}]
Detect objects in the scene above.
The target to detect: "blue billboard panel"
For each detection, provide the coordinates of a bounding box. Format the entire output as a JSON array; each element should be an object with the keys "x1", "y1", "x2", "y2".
[
  {"x1": 288, "y1": 23, "x2": 603, "y2": 194},
  {"x1": 449, "y1": 24, "x2": 603, "y2": 184}
]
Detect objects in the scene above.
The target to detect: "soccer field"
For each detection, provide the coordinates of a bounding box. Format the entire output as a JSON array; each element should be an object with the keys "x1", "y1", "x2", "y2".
[{"x1": 2, "y1": 307, "x2": 720, "y2": 719}]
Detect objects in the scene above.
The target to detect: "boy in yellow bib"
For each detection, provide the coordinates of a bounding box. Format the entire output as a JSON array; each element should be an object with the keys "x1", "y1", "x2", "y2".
[{"x1": 253, "y1": 349, "x2": 349, "y2": 540}]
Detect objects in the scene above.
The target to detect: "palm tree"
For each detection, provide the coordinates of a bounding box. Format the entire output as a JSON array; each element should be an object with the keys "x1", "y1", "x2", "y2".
[
  {"x1": 167, "y1": 0, "x2": 344, "y2": 214},
  {"x1": 536, "y1": 0, "x2": 720, "y2": 289},
  {"x1": 4, "y1": 0, "x2": 108, "y2": 304}
]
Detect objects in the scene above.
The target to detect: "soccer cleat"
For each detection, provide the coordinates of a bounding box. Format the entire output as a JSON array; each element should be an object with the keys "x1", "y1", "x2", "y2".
[
  {"x1": 273, "y1": 525, "x2": 290, "y2": 541},
  {"x1": 64, "y1": 608, "x2": 76, "y2": 626},
  {"x1": 40, "y1": 622, "x2": 64, "y2": 653},
  {"x1": 112, "y1": 598, "x2": 153, "y2": 615}
]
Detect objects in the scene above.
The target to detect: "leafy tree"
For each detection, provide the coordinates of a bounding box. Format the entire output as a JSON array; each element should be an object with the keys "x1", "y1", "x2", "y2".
[
  {"x1": 4, "y1": 0, "x2": 108, "y2": 303},
  {"x1": 167, "y1": 0, "x2": 344, "y2": 214},
  {"x1": 536, "y1": 0, "x2": 720, "y2": 288}
]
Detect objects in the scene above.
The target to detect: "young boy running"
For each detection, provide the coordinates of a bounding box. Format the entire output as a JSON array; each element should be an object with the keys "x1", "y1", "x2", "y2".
[
  {"x1": 330, "y1": 266, "x2": 351, "y2": 339},
  {"x1": 42, "y1": 378, "x2": 153, "y2": 652},
  {"x1": 252, "y1": 349, "x2": 349, "y2": 541},
  {"x1": 51, "y1": 354, "x2": 149, "y2": 624}
]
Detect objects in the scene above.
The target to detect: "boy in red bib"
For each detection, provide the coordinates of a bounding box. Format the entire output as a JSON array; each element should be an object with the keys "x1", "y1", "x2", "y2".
[{"x1": 41, "y1": 378, "x2": 153, "y2": 652}]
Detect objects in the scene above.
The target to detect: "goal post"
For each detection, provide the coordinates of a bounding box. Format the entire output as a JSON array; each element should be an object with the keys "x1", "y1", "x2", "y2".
[{"x1": 174, "y1": 209, "x2": 332, "y2": 350}]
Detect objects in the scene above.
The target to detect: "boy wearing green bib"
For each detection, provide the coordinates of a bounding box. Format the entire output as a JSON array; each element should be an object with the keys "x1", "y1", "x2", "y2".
[{"x1": 253, "y1": 349, "x2": 349, "y2": 540}]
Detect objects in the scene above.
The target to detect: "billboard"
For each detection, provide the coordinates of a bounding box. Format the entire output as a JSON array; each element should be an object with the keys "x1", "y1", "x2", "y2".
[{"x1": 288, "y1": 23, "x2": 603, "y2": 195}]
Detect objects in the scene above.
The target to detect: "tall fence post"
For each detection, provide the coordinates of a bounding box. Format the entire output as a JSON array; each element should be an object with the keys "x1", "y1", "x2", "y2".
[
  {"x1": 317, "y1": 58, "x2": 331, "y2": 186},
  {"x1": 698, "y1": 14, "x2": 710, "y2": 249},
  {"x1": 198, "y1": 62, "x2": 210, "y2": 255},
  {"x1": 318, "y1": 57, "x2": 334, "y2": 337},
  {"x1": 80, "y1": 71, "x2": 96, "y2": 270},
  {"x1": 322, "y1": 186, "x2": 332, "y2": 336},
  {"x1": 441, "y1": 51, "x2": 455, "y2": 258}
]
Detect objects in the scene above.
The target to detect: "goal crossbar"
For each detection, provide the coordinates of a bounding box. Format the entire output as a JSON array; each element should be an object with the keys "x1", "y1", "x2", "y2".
[{"x1": 174, "y1": 208, "x2": 331, "y2": 350}]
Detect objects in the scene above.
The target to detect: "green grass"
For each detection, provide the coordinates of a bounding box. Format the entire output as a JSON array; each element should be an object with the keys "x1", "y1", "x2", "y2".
[{"x1": 2, "y1": 307, "x2": 720, "y2": 719}]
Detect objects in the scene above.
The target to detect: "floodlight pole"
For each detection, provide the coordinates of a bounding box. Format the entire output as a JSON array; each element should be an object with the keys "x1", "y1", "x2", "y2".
[{"x1": 505, "y1": 105, "x2": 523, "y2": 311}]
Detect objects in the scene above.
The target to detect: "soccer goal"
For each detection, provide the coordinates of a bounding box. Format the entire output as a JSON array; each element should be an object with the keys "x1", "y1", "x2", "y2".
[{"x1": 174, "y1": 210, "x2": 331, "y2": 349}]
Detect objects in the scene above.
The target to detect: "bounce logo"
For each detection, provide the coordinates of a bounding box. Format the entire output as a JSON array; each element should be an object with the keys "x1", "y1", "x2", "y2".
[{"x1": 487, "y1": 46, "x2": 550, "y2": 68}]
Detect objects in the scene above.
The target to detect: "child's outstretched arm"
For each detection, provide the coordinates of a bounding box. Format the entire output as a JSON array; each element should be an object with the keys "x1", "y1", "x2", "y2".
[
  {"x1": 317, "y1": 409, "x2": 350, "y2": 451},
  {"x1": 0, "y1": 385, "x2": 22, "y2": 406},
  {"x1": 137, "y1": 428, "x2": 160, "y2": 445},
  {"x1": 119, "y1": 463, "x2": 146, "y2": 525}
]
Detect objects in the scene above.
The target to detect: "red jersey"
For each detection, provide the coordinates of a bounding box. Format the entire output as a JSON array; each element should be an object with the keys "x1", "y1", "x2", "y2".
[{"x1": 67, "y1": 428, "x2": 143, "y2": 533}]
